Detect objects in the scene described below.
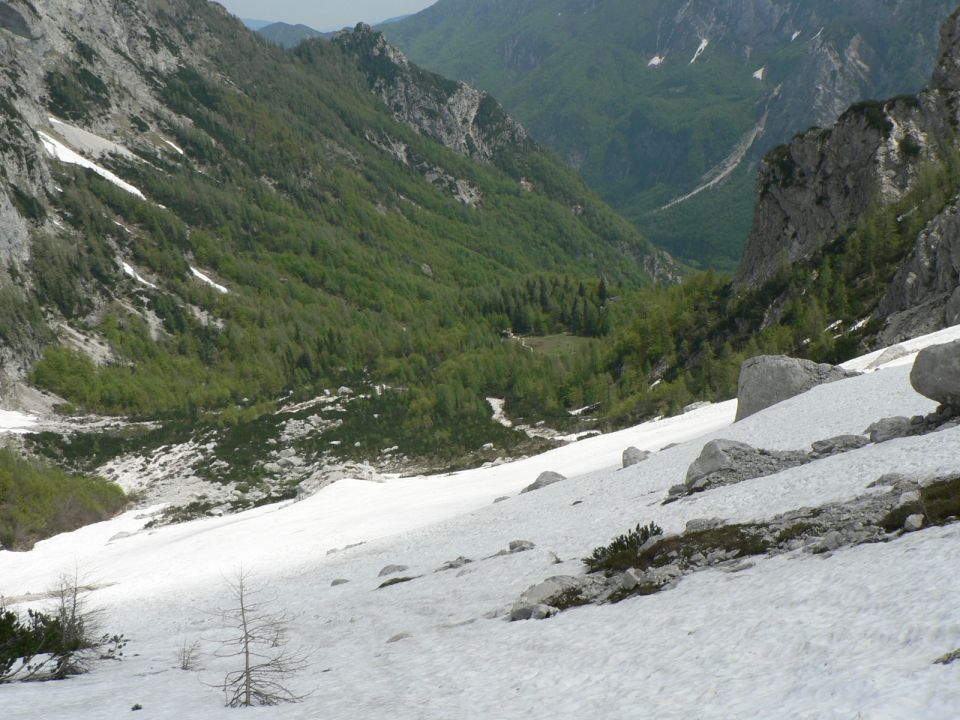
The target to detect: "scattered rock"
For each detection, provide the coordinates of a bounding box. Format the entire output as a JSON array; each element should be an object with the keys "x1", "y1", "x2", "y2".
[
  {"x1": 509, "y1": 603, "x2": 555, "y2": 621},
  {"x1": 864, "y1": 416, "x2": 913, "y2": 443},
  {"x1": 520, "y1": 471, "x2": 566, "y2": 493},
  {"x1": 508, "y1": 539, "x2": 535, "y2": 553},
  {"x1": 378, "y1": 576, "x2": 416, "y2": 589},
  {"x1": 517, "y1": 575, "x2": 582, "y2": 607},
  {"x1": 330, "y1": 578, "x2": 350, "y2": 586},
  {"x1": 435, "y1": 556, "x2": 472, "y2": 572},
  {"x1": 897, "y1": 491, "x2": 921, "y2": 507},
  {"x1": 735, "y1": 355, "x2": 859, "y2": 421},
  {"x1": 935, "y1": 648, "x2": 960, "y2": 665},
  {"x1": 684, "y1": 518, "x2": 725, "y2": 533},
  {"x1": 378, "y1": 564, "x2": 409, "y2": 577},
  {"x1": 810, "y1": 434, "x2": 869, "y2": 457},
  {"x1": 622, "y1": 447, "x2": 651, "y2": 468},
  {"x1": 386, "y1": 632, "x2": 412, "y2": 643},
  {"x1": 910, "y1": 339, "x2": 960, "y2": 407},
  {"x1": 903, "y1": 514, "x2": 925, "y2": 532},
  {"x1": 814, "y1": 530, "x2": 843, "y2": 553}
]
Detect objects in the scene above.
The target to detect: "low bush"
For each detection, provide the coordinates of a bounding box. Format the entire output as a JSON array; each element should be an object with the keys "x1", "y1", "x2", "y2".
[{"x1": 584, "y1": 521, "x2": 663, "y2": 573}]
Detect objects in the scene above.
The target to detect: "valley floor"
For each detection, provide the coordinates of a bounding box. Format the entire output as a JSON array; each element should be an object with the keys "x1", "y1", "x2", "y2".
[{"x1": 2, "y1": 329, "x2": 960, "y2": 718}]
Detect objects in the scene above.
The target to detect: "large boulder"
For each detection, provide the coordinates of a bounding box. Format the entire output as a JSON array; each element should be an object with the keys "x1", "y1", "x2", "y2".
[
  {"x1": 910, "y1": 339, "x2": 960, "y2": 407},
  {"x1": 735, "y1": 355, "x2": 859, "y2": 421}
]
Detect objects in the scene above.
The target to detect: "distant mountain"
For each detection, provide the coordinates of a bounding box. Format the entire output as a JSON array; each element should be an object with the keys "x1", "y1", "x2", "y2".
[
  {"x1": 240, "y1": 17, "x2": 274, "y2": 31},
  {"x1": 379, "y1": 14, "x2": 412, "y2": 26},
  {"x1": 258, "y1": 21, "x2": 327, "y2": 48},
  {"x1": 385, "y1": 0, "x2": 957, "y2": 269}
]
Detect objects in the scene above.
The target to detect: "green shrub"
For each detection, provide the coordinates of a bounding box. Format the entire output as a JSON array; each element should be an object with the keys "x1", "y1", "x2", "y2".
[
  {"x1": 584, "y1": 521, "x2": 663, "y2": 573},
  {"x1": 0, "y1": 448, "x2": 126, "y2": 549}
]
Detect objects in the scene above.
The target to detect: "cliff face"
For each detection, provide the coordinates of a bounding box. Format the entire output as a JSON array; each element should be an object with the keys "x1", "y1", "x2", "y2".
[
  {"x1": 736, "y1": 8, "x2": 960, "y2": 297},
  {"x1": 333, "y1": 24, "x2": 529, "y2": 166}
]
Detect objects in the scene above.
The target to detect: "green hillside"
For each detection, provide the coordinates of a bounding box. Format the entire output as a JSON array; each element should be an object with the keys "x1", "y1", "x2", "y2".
[{"x1": 385, "y1": 0, "x2": 955, "y2": 268}]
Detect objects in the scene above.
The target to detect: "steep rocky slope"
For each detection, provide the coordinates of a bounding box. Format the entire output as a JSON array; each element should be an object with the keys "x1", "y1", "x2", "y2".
[
  {"x1": 736, "y1": 7, "x2": 960, "y2": 344},
  {"x1": 0, "y1": 0, "x2": 676, "y2": 508},
  {"x1": 385, "y1": 0, "x2": 956, "y2": 267}
]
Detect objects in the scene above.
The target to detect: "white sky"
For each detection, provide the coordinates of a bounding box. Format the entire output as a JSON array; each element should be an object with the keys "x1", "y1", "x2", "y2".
[{"x1": 216, "y1": 0, "x2": 437, "y2": 30}]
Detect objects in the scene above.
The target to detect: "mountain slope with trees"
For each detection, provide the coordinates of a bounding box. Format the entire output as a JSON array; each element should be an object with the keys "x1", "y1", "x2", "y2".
[{"x1": 385, "y1": 0, "x2": 957, "y2": 268}]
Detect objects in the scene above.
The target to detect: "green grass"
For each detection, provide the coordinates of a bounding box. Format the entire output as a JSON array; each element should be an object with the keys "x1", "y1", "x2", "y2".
[
  {"x1": 0, "y1": 447, "x2": 127, "y2": 549},
  {"x1": 523, "y1": 334, "x2": 598, "y2": 360}
]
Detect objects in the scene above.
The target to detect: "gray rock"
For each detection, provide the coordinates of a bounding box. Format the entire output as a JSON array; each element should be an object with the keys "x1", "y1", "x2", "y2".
[
  {"x1": 683, "y1": 439, "x2": 809, "y2": 494},
  {"x1": 810, "y1": 434, "x2": 870, "y2": 457},
  {"x1": 897, "y1": 491, "x2": 921, "y2": 507},
  {"x1": 735, "y1": 355, "x2": 859, "y2": 421},
  {"x1": 622, "y1": 446, "x2": 651, "y2": 468},
  {"x1": 492, "y1": 496, "x2": 510, "y2": 503},
  {"x1": 517, "y1": 575, "x2": 581, "y2": 607},
  {"x1": 377, "y1": 564, "x2": 409, "y2": 577},
  {"x1": 903, "y1": 514, "x2": 925, "y2": 532},
  {"x1": 864, "y1": 416, "x2": 913, "y2": 443},
  {"x1": 520, "y1": 471, "x2": 566, "y2": 493},
  {"x1": 683, "y1": 401, "x2": 712, "y2": 413},
  {"x1": 910, "y1": 339, "x2": 960, "y2": 407},
  {"x1": 620, "y1": 568, "x2": 644, "y2": 591},
  {"x1": 386, "y1": 632, "x2": 412, "y2": 643},
  {"x1": 684, "y1": 517, "x2": 725, "y2": 534},
  {"x1": 509, "y1": 602, "x2": 555, "y2": 621},
  {"x1": 330, "y1": 578, "x2": 350, "y2": 586},
  {"x1": 436, "y1": 556, "x2": 472, "y2": 572},
  {"x1": 816, "y1": 530, "x2": 844, "y2": 552},
  {"x1": 686, "y1": 439, "x2": 755, "y2": 484},
  {"x1": 508, "y1": 539, "x2": 536, "y2": 553}
]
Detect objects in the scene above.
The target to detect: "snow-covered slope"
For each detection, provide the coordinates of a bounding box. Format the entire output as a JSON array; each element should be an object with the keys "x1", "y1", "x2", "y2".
[{"x1": 2, "y1": 329, "x2": 960, "y2": 718}]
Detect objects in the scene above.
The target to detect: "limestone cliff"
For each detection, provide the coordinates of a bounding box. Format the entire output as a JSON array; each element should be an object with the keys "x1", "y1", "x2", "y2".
[{"x1": 736, "y1": 7, "x2": 960, "y2": 347}]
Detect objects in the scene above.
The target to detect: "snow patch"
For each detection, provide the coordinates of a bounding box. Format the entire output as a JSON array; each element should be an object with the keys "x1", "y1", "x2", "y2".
[
  {"x1": 121, "y1": 261, "x2": 157, "y2": 290},
  {"x1": 0, "y1": 409, "x2": 36, "y2": 434},
  {"x1": 648, "y1": 55, "x2": 665, "y2": 67},
  {"x1": 753, "y1": 67, "x2": 766, "y2": 81},
  {"x1": 791, "y1": 30, "x2": 801, "y2": 42},
  {"x1": 38, "y1": 131, "x2": 146, "y2": 200},
  {"x1": 163, "y1": 139, "x2": 185, "y2": 156},
  {"x1": 486, "y1": 398, "x2": 513, "y2": 428},
  {"x1": 190, "y1": 266, "x2": 229, "y2": 294},
  {"x1": 690, "y1": 38, "x2": 709, "y2": 64}
]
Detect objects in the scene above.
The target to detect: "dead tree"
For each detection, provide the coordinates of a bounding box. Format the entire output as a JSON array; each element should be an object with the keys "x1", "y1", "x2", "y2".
[{"x1": 215, "y1": 569, "x2": 308, "y2": 707}]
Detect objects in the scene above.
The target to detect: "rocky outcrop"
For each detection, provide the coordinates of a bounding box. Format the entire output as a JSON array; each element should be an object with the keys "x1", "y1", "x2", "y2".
[
  {"x1": 876, "y1": 203, "x2": 960, "y2": 344},
  {"x1": 334, "y1": 25, "x2": 529, "y2": 166},
  {"x1": 735, "y1": 355, "x2": 859, "y2": 421},
  {"x1": 735, "y1": 7, "x2": 960, "y2": 291},
  {"x1": 675, "y1": 439, "x2": 809, "y2": 497}
]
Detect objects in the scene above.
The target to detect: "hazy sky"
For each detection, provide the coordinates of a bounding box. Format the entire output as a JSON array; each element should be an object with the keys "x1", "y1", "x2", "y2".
[{"x1": 217, "y1": 0, "x2": 438, "y2": 30}]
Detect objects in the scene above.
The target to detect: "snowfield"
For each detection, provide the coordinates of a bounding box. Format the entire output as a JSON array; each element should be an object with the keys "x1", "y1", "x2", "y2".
[{"x1": 2, "y1": 328, "x2": 960, "y2": 718}]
